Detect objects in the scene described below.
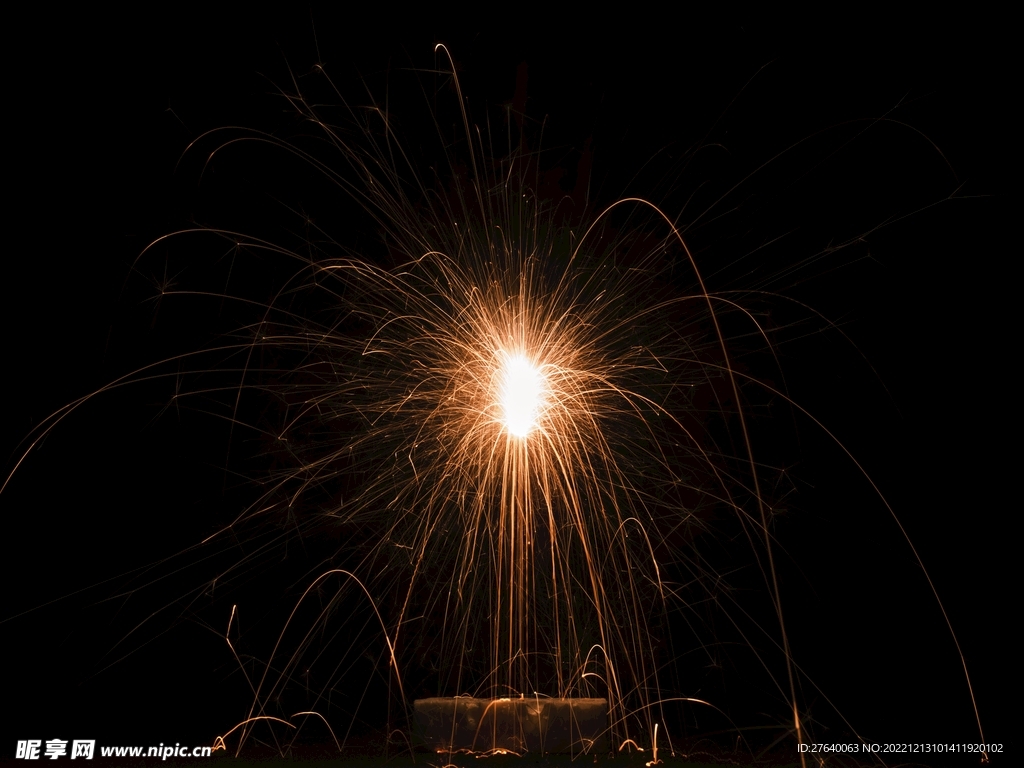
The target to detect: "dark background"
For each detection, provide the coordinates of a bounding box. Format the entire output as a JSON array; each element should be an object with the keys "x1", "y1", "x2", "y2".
[{"x1": 2, "y1": 7, "x2": 1012, "y2": 765}]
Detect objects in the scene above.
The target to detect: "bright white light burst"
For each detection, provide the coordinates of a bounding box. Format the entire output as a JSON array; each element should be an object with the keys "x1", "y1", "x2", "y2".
[{"x1": 498, "y1": 352, "x2": 546, "y2": 438}]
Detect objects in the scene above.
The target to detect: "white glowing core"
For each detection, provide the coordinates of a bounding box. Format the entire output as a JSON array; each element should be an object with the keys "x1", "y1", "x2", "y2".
[{"x1": 499, "y1": 354, "x2": 545, "y2": 438}]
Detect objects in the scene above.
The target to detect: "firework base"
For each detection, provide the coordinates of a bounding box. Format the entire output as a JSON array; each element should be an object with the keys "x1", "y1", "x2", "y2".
[{"x1": 413, "y1": 697, "x2": 607, "y2": 754}]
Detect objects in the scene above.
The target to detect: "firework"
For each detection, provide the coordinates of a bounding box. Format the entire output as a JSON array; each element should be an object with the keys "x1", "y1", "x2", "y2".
[
  {"x1": 168, "y1": 45, "x2": 741, "y2": 749},
  {"x1": 3, "y1": 16, "x2": 1007, "y2": 765}
]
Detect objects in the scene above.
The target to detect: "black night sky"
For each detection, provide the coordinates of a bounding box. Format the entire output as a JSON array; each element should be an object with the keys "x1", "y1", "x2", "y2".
[{"x1": 2, "y1": 8, "x2": 1013, "y2": 766}]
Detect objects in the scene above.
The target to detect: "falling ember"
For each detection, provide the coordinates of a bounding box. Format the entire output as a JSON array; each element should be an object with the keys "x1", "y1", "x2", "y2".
[{"x1": 498, "y1": 352, "x2": 546, "y2": 438}]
